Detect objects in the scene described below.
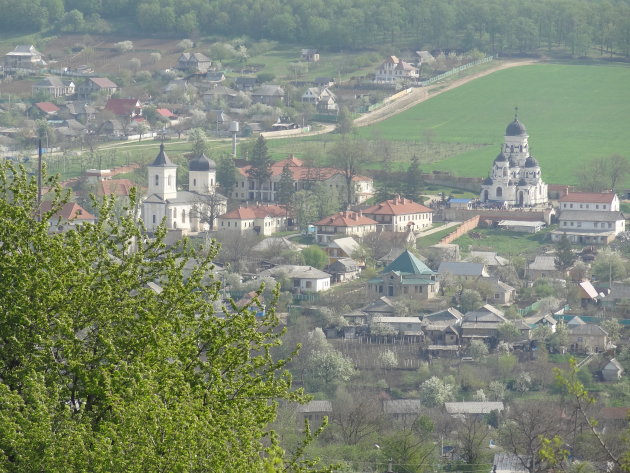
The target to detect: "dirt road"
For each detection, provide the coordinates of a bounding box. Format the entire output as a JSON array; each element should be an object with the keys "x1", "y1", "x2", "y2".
[{"x1": 353, "y1": 59, "x2": 537, "y2": 128}]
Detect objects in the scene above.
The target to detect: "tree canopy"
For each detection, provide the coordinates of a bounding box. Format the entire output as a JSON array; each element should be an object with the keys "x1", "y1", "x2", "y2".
[{"x1": 0, "y1": 163, "x2": 326, "y2": 472}]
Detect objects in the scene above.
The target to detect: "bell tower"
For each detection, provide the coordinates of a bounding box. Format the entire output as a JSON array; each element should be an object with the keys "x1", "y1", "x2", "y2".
[{"x1": 147, "y1": 143, "x2": 177, "y2": 200}]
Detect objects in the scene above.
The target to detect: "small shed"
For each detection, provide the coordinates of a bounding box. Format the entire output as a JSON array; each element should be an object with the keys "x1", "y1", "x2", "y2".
[
  {"x1": 602, "y1": 358, "x2": 624, "y2": 382},
  {"x1": 497, "y1": 220, "x2": 545, "y2": 233},
  {"x1": 296, "y1": 400, "x2": 332, "y2": 429}
]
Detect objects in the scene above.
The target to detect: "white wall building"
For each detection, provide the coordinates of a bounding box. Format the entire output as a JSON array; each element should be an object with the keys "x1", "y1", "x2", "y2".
[
  {"x1": 480, "y1": 115, "x2": 548, "y2": 207},
  {"x1": 142, "y1": 144, "x2": 227, "y2": 234}
]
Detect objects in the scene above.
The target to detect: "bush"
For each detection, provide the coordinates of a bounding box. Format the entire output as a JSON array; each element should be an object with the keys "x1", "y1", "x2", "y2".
[{"x1": 114, "y1": 40, "x2": 133, "y2": 53}]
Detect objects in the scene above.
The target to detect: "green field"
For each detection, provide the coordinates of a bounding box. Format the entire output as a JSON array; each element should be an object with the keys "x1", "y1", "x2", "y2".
[{"x1": 358, "y1": 63, "x2": 630, "y2": 186}]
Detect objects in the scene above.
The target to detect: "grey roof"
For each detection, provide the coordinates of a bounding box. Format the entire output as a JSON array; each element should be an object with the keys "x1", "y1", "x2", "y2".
[
  {"x1": 609, "y1": 282, "x2": 630, "y2": 300},
  {"x1": 486, "y1": 277, "x2": 515, "y2": 293},
  {"x1": 150, "y1": 144, "x2": 176, "y2": 167},
  {"x1": 361, "y1": 296, "x2": 396, "y2": 314},
  {"x1": 326, "y1": 258, "x2": 359, "y2": 272},
  {"x1": 297, "y1": 400, "x2": 332, "y2": 414},
  {"x1": 189, "y1": 153, "x2": 216, "y2": 171},
  {"x1": 260, "y1": 265, "x2": 331, "y2": 280},
  {"x1": 438, "y1": 261, "x2": 487, "y2": 277},
  {"x1": 463, "y1": 304, "x2": 506, "y2": 323},
  {"x1": 34, "y1": 75, "x2": 65, "y2": 88},
  {"x1": 493, "y1": 453, "x2": 531, "y2": 473},
  {"x1": 251, "y1": 237, "x2": 299, "y2": 252},
  {"x1": 328, "y1": 236, "x2": 360, "y2": 256},
  {"x1": 560, "y1": 210, "x2": 625, "y2": 222},
  {"x1": 445, "y1": 401, "x2": 504, "y2": 414},
  {"x1": 423, "y1": 307, "x2": 463, "y2": 323},
  {"x1": 603, "y1": 358, "x2": 623, "y2": 373},
  {"x1": 570, "y1": 324, "x2": 607, "y2": 336},
  {"x1": 372, "y1": 316, "x2": 422, "y2": 325},
  {"x1": 467, "y1": 251, "x2": 508, "y2": 267},
  {"x1": 528, "y1": 255, "x2": 557, "y2": 271},
  {"x1": 505, "y1": 118, "x2": 527, "y2": 136},
  {"x1": 383, "y1": 399, "x2": 422, "y2": 415},
  {"x1": 524, "y1": 156, "x2": 540, "y2": 168}
]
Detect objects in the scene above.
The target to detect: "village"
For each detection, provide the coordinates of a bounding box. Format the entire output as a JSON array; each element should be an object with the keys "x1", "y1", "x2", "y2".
[{"x1": 1, "y1": 39, "x2": 630, "y2": 473}]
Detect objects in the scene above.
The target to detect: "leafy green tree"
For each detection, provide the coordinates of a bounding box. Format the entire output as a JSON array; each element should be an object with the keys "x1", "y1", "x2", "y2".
[
  {"x1": 291, "y1": 190, "x2": 317, "y2": 231},
  {"x1": 555, "y1": 234, "x2": 576, "y2": 271},
  {"x1": 497, "y1": 322, "x2": 521, "y2": 343},
  {"x1": 0, "y1": 163, "x2": 327, "y2": 472},
  {"x1": 248, "y1": 135, "x2": 272, "y2": 200},
  {"x1": 189, "y1": 128, "x2": 208, "y2": 156},
  {"x1": 381, "y1": 430, "x2": 436, "y2": 473},
  {"x1": 468, "y1": 340, "x2": 489, "y2": 359},
  {"x1": 459, "y1": 288, "x2": 482, "y2": 313},
  {"x1": 601, "y1": 318, "x2": 622, "y2": 343},
  {"x1": 550, "y1": 322, "x2": 569, "y2": 352},
  {"x1": 302, "y1": 245, "x2": 328, "y2": 269},
  {"x1": 307, "y1": 350, "x2": 354, "y2": 387},
  {"x1": 335, "y1": 106, "x2": 354, "y2": 135},
  {"x1": 217, "y1": 154, "x2": 237, "y2": 195},
  {"x1": 419, "y1": 376, "x2": 454, "y2": 408},
  {"x1": 592, "y1": 249, "x2": 627, "y2": 283}
]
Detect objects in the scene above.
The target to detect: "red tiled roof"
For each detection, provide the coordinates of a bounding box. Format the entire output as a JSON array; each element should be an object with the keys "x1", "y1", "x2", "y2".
[
  {"x1": 363, "y1": 196, "x2": 432, "y2": 216},
  {"x1": 96, "y1": 179, "x2": 136, "y2": 197},
  {"x1": 220, "y1": 204, "x2": 288, "y2": 220},
  {"x1": 559, "y1": 192, "x2": 616, "y2": 204},
  {"x1": 314, "y1": 211, "x2": 377, "y2": 227},
  {"x1": 40, "y1": 201, "x2": 96, "y2": 221},
  {"x1": 156, "y1": 108, "x2": 176, "y2": 118},
  {"x1": 237, "y1": 155, "x2": 371, "y2": 182},
  {"x1": 105, "y1": 98, "x2": 141, "y2": 116},
  {"x1": 34, "y1": 102, "x2": 60, "y2": 113},
  {"x1": 90, "y1": 77, "x2": 118, "y2": 88}
]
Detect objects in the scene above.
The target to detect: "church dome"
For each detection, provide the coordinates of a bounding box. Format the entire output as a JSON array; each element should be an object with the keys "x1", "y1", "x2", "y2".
[
  {"x1": 483, "y1": 176, "x2": 493, "y2": 185},
  {"x1": 494, "y1": 152, "x2": 507, "y2": 163},
  {"x1": 524, "y1": 155, "x2": 539, "y2": 168},
  {"x1": 189, "y1": 153, "x2": 216, "y2": 171},
  {"x1": 506, "y1": 118, "x2": 527, "y2": 136},
  {"x1": 518, "y1": 178, "x2": 527, "y2": 186}
]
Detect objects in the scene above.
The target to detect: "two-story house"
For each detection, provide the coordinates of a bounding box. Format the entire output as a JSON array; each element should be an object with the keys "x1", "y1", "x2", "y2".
[
  {"x1": 362, "y1": 196, "x2": 433, "y2": 233},
  {"x1": 301, "y1": 87, "x2": 338, "y2": 113},
  {"x1": 315, "y1": 211, "x2": 376, "y2": 244},
  {"x1": 104, "y1": 98, "x2": 143, "y2": 119},
  {"x1": 177, "y1": 52, "x2": 212, "y2": 73},
  {"x1": 32, "y1": 76, "x2": 75, "y2": 98},
  {"x1": 367, "y1": 250, "x2": 439, "y2": 300},
  {"x1": 374, "y1": 56, "x2": 419, "y2": 83},
  {"x1": 251, "y1": 85, "x2": 285, "y2": 105},
  {"x1": 4, "y1": 44, "x2": 44, "y2": 68},
  {"x1": 216, "y1": 204, "x2": 289, "y2": 236},
  {"x1": 552, "y1": 192, "x2": 625, "y2": 244},
  {"x1": 77, "y1": 77, "x2": 118, "y2": 99}
]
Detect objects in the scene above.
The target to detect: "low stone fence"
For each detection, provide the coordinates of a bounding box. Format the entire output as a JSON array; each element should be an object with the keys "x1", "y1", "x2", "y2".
[{"x1": 260, "y1": 126, "x2": 311, "y2": 139}]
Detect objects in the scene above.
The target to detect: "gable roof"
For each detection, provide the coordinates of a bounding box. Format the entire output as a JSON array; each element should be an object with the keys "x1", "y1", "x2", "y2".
[
  {"x1": 260, "y1": 265, "x2": 330, "y2": 280},
  {"x1": 361, "y1": 296, "x2": 396, "y2": 314},
  {"x1": 34, "y1": 102, "x2": 59, "y2": 113},
  {"x1": 383, "y1": 250, "x2": 434, "y2": 276},
  {"x1": 383, "y1": 399, "x2": 422, "y2": 415},
  {"x1": 297, "y1": 400, "x2": 332, "y2": 414},
  {"x1": 40, "y1": 201, "x2": 96, "y2": 222},
  {"x1": 363, "y1": 196, "x2": 432, "y2": 216},
  {"x1": 445, "y1": 401, "x2": 504, "y2": 414},
  {"x1": 438, "y1": 261, "x2": 487, "y2": 277},
  {"x1": 424, "y1": 307, "x2": 464, "y2": 322},
  {"x1": 314, "y1": 211, "x2": 376, "y2": 228},
  {"x1": 105, "y1": 98, "x2": 141, "y2": 116},
  {"x1": 468, "y1": 251, "x2": 509, "y2": 266},
  {"x1": 528, "y1": 255, "x2": 557, "y2": 271},
  {"x1": 603, "y1": 358, "x2": 624, "y2": 373},
  {"x1": 578, "y1": 280, "x2": 599, "y2": 299},
  {"x1": 219, "y1": 204, "x2": 287, "y2": 220},
  {"x1": 88, "y1": 77, "x2": 118, "y2": 88},
  {"x1": 328, "y1": 236, "x2": 360, "y2": 255},
  {"x1": 463, "y1": 304, "x2": 506, "y2": 322},
  {"x1": 96, "y1": 179, "x2": 136, "y2": 197},
  {"x1": 559, "y1": 192, "x2": 617, "y2": 204}
]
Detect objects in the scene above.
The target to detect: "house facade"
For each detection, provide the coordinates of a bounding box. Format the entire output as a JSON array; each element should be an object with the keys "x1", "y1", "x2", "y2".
[
  {"x1": 552, "y1": 192, "x2": 625, "y2": 244},
  {"x1": 363, "y1": 196, "x2": 433, "y2": 233},
  {"x1": 259, "y1": 265, "x2": 331, "y2": 292},
  {"x1": 480, "y1": 115, "x2": 548, "y2": 207},
  {"x1": 4, "y1": 45, "x2": 44, "y2": 68},
  {"x1": 32, "y1": 76, "x2": 75, "y2": 98},
  {"x1": 374, "y1": 56, "x2": 419, "y2": 83},
  {"x1": 314, "y1": 211, "x2": 377, "y2": 244},
  {"x1": 77, "y1": 77, "x2": 118, "y2": 99},
  {"x1": 105, "y1": 98, "x2": 142, "y2": 119},
  {"x1": 233, "y1": 155, "x2": 374, "y2": 204},
  {"x1": 216, "y1": 204, "x2": 289, "y2": 236},
  {"x1": 177, "y1": 52, "x2": 212, "y2": 73},
  {"x1": 367, "y1": 250, "x2": 439, "y2": 300}
]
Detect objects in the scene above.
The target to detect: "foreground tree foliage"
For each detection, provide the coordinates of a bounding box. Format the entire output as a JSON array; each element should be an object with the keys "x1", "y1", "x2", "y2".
[{"x1": 0, "y1": 163, "x2": 329, "y2": 472}]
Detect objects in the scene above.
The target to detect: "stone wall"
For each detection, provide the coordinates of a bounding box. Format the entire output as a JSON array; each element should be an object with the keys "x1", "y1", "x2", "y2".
[
  {"x1": 443, "y1": 208, "x2": 555, "y2": 225},
  {"x1": 439, "y1": 215, "x2": 480, "y2": 244}
]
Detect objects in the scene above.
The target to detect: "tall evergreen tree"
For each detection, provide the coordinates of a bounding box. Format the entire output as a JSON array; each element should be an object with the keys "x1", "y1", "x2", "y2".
[
  {"x1": 247, "y1": 135, "x2": 272, "y2": 200},
  {"x1": 217, "y1": 154, "x2": 237, "y2": 195},
  {"x1": 555, "y1": 233, "x2": 576, "y2": 271},
  {"x1": 277, "y1": 163, "x2": 295, "y2": 206},
  {"x1": 404, "y1": 155, "x2": 424, "y2": 202}
]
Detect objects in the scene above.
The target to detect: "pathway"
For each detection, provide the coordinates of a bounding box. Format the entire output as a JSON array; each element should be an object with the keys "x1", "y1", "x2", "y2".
[{"x1": 416, "y1": 221, "x2": 461, "y2": 238}]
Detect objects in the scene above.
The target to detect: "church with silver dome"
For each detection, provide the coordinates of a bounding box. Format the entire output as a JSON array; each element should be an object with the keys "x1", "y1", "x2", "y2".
[
  {"x1": 142, "y1": 144, "x2": 227, "y2": 234},
  {"x1": 479, "y1": 114, "x2": 548, "y2": 207}
]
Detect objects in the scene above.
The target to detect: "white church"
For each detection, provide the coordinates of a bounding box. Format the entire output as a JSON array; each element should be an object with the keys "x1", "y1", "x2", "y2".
[
  {"x1": 142, "y1": 144, "x2": 227, "y2": 234},
  {"x1": 480, "y1": 115, "x2": 548, "y2": 207}
]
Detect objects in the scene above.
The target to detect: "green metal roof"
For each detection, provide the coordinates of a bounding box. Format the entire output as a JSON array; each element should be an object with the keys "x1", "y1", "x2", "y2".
[{"x1": 382, "y1": 250, "x2": 434, "y2": 276}]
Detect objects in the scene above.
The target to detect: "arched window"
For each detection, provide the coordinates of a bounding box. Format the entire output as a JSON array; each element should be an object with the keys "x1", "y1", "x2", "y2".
[
  {"x1": 496, "y1": 187, "x2": 503, "y2": 197},
  {"x1": 193, "y1": 178, "x2": 197, "y2": 187},
  {"x1": 155, "y1": 175, "x2": 159, "y2": 186},
  {"x1": 503, "y1": 168, "x2": 508, "y2": 177},
  {"x1": 152, "y1": 215, "x2": 156, "y2": 224},
  {"x1": 168, "y1": 175, "x2": 172, "y2": 186},
  {"x1": 182, "y1": 209, "x2": 186, "y2": 223}
]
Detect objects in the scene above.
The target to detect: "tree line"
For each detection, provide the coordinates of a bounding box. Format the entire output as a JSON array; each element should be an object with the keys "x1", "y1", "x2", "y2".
[{"x1": 2, "y1": 0, "x2": 630, "y2": 57}]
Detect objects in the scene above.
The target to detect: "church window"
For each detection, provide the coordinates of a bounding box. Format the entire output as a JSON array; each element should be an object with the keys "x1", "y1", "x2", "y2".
[
  {"x1": 496, "y1": 187, "x2": 503, "y2": 197},
  {"x1": 510, "y1": 145, "x2": 514, "y2": 152},
  {"x1": 211, "y1": 179, "x2": 214, "y2": 187},
  {"x1": 168, "y1": 175, "x2": 172, "y2": 186},
  {"x1": 152, "y1": 215, "x2": 156, "y2": 224},
  {"x1": 182, "y1": 209, "x2": 186, "y2": 223},
  {"x1": 503, "y1": 168, "x2": 508, "y2": 177},
  {"x1": 594, "y1": 222, "x2": 598, "y2": 228},
  {"x1": 193, "y1": 178, "x2": 197, "y2": 187},
  {"x1": 155, "y1": 175, "x2": 159, "y2": 186}
]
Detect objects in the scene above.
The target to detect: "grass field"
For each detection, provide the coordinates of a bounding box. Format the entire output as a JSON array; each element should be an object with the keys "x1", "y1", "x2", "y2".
[
  {"x1": 357, "y1": 63, "x2": 630, "y2": 186},
  {"x1": 452, "y1": 227, "x2": 557, "y2": 257}
]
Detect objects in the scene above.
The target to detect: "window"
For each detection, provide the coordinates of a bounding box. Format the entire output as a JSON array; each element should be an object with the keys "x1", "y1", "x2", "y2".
[
  {"x1": 193, "y1": 178, "x2": 197, "y2": 187},
  {"x1": 594, "y1": 222, "x2": 598, "y2": 228},
  {"x1": 305, "y1": 281, "x2": 312, "y2": 289},
  {"x1": 570, "y1": 204, "x2": 573, "y2": 208},
  {"x1": 155, "y1": 175, "x2": 159, "y2": 186},
  {"x1": 596, "y1": 204, "x2": 599, "y2": 209},
  {"x1": 580, "y1": 204, "x2": 583, "y2": 208},
  {"x1": 168, "y1": 175, "x2": 172, "y2": 186},
  {"x1": 570, "y1": 222, "x2": 574, "y2": 226},
  {"x1": 152, "y1": 215, "x2": 156, "y2": 224},
  {"x1": 563, "y1": 221, "x2": 567, "y2": 226},
  {"x1": 603, "y1": 205, "x2": 607, "y2": 209},
  {"x1": 182, "y1": 209, "x2": 186, "y2": 223},
  {"x1": 577, "y1": 222, "x2": 581, "y2": 227},
  {"x1": 608, "y1": 223, "x2": 613, "y2": 228}
]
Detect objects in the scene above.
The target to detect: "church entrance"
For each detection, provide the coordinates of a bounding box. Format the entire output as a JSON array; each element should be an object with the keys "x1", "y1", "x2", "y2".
[
  {"x1": 483, "y1": 190, "x2": 488, "y2": 201},
  {"x1": 518, "y1": 191, "x2": 524, "y2": 206}
]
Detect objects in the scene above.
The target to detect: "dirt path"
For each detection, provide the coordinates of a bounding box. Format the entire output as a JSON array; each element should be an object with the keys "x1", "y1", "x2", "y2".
[{"x1": 353, "y1": 59, "x2": 537, "y2": 128}]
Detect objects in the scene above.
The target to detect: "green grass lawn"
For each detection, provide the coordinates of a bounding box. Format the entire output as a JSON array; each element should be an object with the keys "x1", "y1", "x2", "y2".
[
  {"x1": 452, "y1": 226, "x2": 557, "y2": 257},
  {"x1": 416, "y1": 225, "x2": 459, "y2": 249},
  {"x1": 358, "y1": 63, "x2": 630, "y2": 186}
]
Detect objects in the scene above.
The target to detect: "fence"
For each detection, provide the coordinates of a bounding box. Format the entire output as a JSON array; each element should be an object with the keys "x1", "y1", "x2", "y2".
[
  {"x1": 419, "y1": 56, "x2": 494, "y2": 87},
  {"x1": 438, "y1": 215, "x2": 481, "y2": 244}
]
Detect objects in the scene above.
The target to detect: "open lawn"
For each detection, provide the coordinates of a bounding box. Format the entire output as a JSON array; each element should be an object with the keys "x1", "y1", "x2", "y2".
[
  {"x1": 358, "y1": 63, "x2": 630, "y2": 186},
  {"x1": 452, "y1": 226, "x2": 557, "y2": 257}
]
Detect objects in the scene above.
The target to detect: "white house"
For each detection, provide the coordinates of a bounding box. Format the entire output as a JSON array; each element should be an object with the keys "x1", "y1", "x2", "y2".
[
  {"x1": 216, "y1": 204, "x2": 289, "y2": 236},
  {"x1": 259, "y1": 265, "x2": 331, "y2": 292},
  {"x1": 374, "y1": 56, "x2": 419, "y2": 83},
  {"x1": 314, "y1": 211, "x2": 377, "y2": 244},
  {"x1": 362, "y1": 196, "x2": 433, "y2": 233},
  {"x1": 552, "y1": 192, "x2": 625, "y2": 244},
  {"x1": 142, "y1": 145, "x2": 227, "y2": 235}
]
